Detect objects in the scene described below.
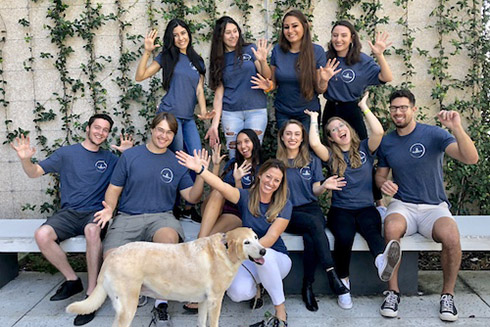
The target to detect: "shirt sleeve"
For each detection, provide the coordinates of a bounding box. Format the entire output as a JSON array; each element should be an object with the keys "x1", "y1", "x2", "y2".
[
  {"x1": 110, "y1": 153, "x2": 128, "y2": 187},
  {"x1": 376, "y1": 140, "x2": 389, "y2": 168},
  {"x1": 311, "y1": 155, "x2": 325, "y2": 182},
  {"x1": 38, "y1": 148, "x2": 63, "y2": 174},
  {"x1": 278, "y1": 200, "x2": 292, "y2": 220},
  {"x1": 250, "y1": 44, "x2": 257, "y2": 62},
  {"x1": 314, "y1": 44, "x2": 327, "y2": 68},
  {"x1": 270, "y1": 45, "x2": 277, "y2": 66},
  {"x1": 364, "y1": 55, "x2": 382, "y2": 86},
  {"x1": 435, "y1": 127, "x2": 457, "y2": 152},
  {"x1": 178, "y1": 170, "x2": 194, "y2": 191}
]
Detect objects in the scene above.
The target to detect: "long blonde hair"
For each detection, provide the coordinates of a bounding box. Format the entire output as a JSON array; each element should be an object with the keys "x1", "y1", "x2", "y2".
[
  {"x1": 325, "y1": 117, "x2": 361, "y2": 176},
  {"x1": 248, "y1": 159, "x2": 288, "y2": 223},
  {"x1": 276, "y1": 120, "x2": 311, "y2": 168}
]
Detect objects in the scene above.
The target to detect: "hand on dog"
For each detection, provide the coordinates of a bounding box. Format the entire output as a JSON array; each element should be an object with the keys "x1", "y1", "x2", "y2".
[{"x1": 93, "y1": 201, "x2": 113, "y2": 228}]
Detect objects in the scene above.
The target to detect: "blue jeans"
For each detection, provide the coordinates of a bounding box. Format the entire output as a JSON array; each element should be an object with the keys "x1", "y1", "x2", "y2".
[
  {"x1": 169, "y1": 118, "x2": 202, "y2": 154},
  {"x1": 275, "y1": 110, "x2": 314, "y2": 134},
  {"x1": 221, "y1": 108, "x2": 267, "y2": 159}
]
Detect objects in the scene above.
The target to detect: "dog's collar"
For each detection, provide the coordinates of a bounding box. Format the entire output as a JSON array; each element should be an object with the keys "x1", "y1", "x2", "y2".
[{"x1": 221, "y1": 233, "x2": 228, "y2": 249}]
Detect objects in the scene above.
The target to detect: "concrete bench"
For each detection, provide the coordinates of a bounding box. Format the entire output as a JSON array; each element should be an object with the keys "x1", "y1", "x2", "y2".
[{"x1": 1, "y1": 216, "x2": 489, "y2": 294}]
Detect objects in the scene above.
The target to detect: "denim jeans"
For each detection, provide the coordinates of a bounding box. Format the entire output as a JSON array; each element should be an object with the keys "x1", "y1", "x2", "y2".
[
  {"x1": 221, "y1": 108, "x2": 267, "y2": 159},
  {"x1": 169, "y1": 117, "x2": 202, "y2": 154}
]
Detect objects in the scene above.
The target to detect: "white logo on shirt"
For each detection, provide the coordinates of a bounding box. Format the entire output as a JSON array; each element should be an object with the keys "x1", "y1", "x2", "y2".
[
  {"x1": 189, "y1": 62, "x2": 197, "y2": 71},
  {"x1": 242, "y1": 54, "x2": 252, "y2": 61},
  {"x1": 95, "y1": 160, "x2": 108, "y2": 173},
  {"x1": 359, "y1": 151, "x2": 367, "y2": 164},
  {"x1": 341, "y1": 69, "x2": 356, "y2": 83},
  {"x1": 300, "y1": 166, "x2": 312, "y2": 180},
  {"x1": 409, "y1": 143, "x2": 426, "y2": 159},
  {"x1": 160, "y1": 168, "x2": 174, "y2": 183},
  {"x1": 242, "y1": 174, "x2": 253, "y2": 186}
]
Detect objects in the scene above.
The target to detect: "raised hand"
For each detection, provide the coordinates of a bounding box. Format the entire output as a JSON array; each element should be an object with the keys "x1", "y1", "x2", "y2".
[
  {"x1": 322, "y1": 175, "x2": 346, "y2": 191},
  {"x1": 10, "y1": 134, "x2": 36, "y2": 160},
  {"x1": 198, "y1": 149, "x2": 211, "y2": 170},
  {"x1": 93, "y1": 201, "x2": 113, "y2": 229},
  {"x1": 251, "y1": 39, "x2": 272, "y2": 62},
  {"x1": 358, "y1": 91, "x2": 370, "y2": 112},
  {"x1": 319, "y1": 58, "x2": 341, "y2": 83},
  {"x1": 368, "y1": 31, "x2": 392, "y2": 56},
  {"x1": 197, "y1": 110, "x2": 216, "y2": 120},
  {"x1": 205, "y1": 126, "x2": 220, "y2": 147},
  {"x1": 176, "y1": 150, "x2": 203, "y2": 172},
  {"x1": 233, "y1": 161, "x2": 252, "y2": 181},
  {"x1": 251, "y1": 73, "x2": 272, "y2": 91},
  {"x1": 380, "y1": 180, "x2": 398, "y2": 197},
  {"x1": 211, "y1": 144, "x2": 226, "y2": 166},
  {"x1": 144, "y1": 29, "x2": 160, "y2": 53},
  {"x1": 111, "y1": 133, "x2": 134, "y2": 152},
  {"x1": 437, "y1": 110, "x2": 462, "y2": 130},
  {"x1": 304, "y1": 109, "x2": 319, "y2": 119}
]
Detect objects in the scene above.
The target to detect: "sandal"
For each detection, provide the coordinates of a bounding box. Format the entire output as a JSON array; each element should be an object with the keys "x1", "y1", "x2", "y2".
[
  {"x1": 182, "y1": 302, "x2": 198, "y2": 314},
  {"x1": 249, "y1": 284, "x2": 265, "y2": 310}
]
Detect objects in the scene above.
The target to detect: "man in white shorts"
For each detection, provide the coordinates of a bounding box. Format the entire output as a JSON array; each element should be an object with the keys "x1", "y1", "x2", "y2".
[{"x1": 375, "y1": 89, "x2": 478, "y2": 322}]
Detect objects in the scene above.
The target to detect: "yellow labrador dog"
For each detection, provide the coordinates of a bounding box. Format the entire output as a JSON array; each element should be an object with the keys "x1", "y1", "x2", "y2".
[{"x1": 67, "y1": 227, "x2": 265, "y2": 327}]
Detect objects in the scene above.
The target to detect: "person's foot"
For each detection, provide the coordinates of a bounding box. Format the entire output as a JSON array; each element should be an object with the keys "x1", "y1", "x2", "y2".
[
  {"x1": 439, "y1": 293, "x2": 458, "y2": 322},
  {"x1": 380, "y1": 290, "x2": 400, "y2": 318},
  {"x1": 250, "y1": 313, "x2": 287, "y2": 327},
  {"x1": 73, "y1": 295, "x2": 96, "y2": 325},
  {"x1": 151, "y1": 303, "x2": 172, "y2": 327},
  {"x1": 50, "y1": 277, "x2": 83, "y2": 301},
  {"x1": 138, "y1": 295, "x2": 148, "y2": 307},
  {"x1": 250, "y1": 284, "x2": 265, "y2": 310},
  {"x1": 337, "y1": 278, "x2": 352, "y2": 310},
  {"x1": 301, "y1": 280, "x2": 318, "y2": 311},
  {"x1": 326, "y1": 269, "x2": 349, "y2": 295},
  {"x1": 180, "y1": 207, "x2": 202, "y2": 224},
  {"x1": 182, "y1": 302, "x2": 198, "y2": 314},
  {"x1": 376, "y1": 240, "x2": 402, "y2": 282}
]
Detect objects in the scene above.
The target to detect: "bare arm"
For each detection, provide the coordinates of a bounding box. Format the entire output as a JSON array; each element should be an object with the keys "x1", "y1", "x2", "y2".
[
  {"x1": 10, "y1": 134, "x2": 44, "y2": 178},
  {"x1": 312, "y1": 176, "x2": 346, "y2": 197},
  {"x1": 135, "y1": 30, "x2": 161, "y2": 82},
  {"x1": 93, "y1": 184, "x2": 123, "y2": 228},
  {"x1": 259, "y1": 218, "x2": 289, "y2": 248},
  {"x1": 369, "y1": 31, "x2": 393, "y2": 83},
  {"x1": 375, "y1": 166, "x2": 398, "y2": 196},
  {"x1": 205, "y1": 84, "x2": 224, "y2": 147},
  {"x1": 439, "y1": 111, "x2": 479, "y2": 164},
  {"x1": 358, "y1": 92, "x2": 384, "y2": 153},
  {"x1": 305, "y1": 110, "x2": 330, "y2": 162},
  {"x1": 252, "y1": 39, "x2": 272, "y2": 79},
  {"x1": 195, "y1": 75, "x2": 215, "y2": 120},
  {"x1": 316, "y1": 58, "x2": 341, "y2": 94}
]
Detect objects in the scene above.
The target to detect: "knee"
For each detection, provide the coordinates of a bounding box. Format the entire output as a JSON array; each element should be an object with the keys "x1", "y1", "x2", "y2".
[
  {"x1": 34, "y1": 226, "x2": 56, "y2": 246},
  {"x1": 383, "y1": 218, "x2": 405, "y2": 239},
  {"x1": 227, "y1": 284, "x2": 254, "y2": 303},
  {"x1": 84, "y1": 224, "x2": 101, "y2": 243}
]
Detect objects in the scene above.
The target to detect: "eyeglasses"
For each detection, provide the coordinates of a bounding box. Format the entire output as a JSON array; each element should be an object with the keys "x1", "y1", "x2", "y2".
[
  {"x1": 329, "y1": 123, "x2": 346, "y2": 134},
  {"x1": 389, "y1": 105, "x2": 411, "y2": 113}
]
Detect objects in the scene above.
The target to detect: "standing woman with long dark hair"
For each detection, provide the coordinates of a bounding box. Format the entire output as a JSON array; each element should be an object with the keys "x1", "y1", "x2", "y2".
[
  {"x1": 135, "y1": 19, "x2": 214, "y2": 153},
  {"x1": 205, "y1": 16, "x2": 271, "y2": 157},
  {"x1": 321, "y1": 20, "x2": 393, "y2": 139}
]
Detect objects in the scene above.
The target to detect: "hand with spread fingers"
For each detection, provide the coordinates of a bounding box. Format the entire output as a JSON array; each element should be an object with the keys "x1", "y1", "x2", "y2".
[
  {"x1": 10, "y1": 134, "x2": 36, "y2": 160},
  {"x1": 111, "y1": 134, "x2": 134, "y2": 153},
  {"x1": 176, "y1": 150, "x2": 203, "y2": 173},
  {"x1": 144, "y1": 29, "x2": 160, "y2": 53},
  {"x1": 322, "y1": 175, "x2": 347, "y2": 191},
  {"x1": 93, "y1": 201, "x2": 113, "y2": 229},
  {"x1": 233, "y1": 161, "x2": 252, "y2": 181},
  {"x1": 319, "y1": 58, "x2": 342, "y2": 83},
  {"x1": 251, "y1": 73, "x2": 272, "y2": 91},
  {"x1": 368, "y1": 31, "x2": 392, "y2": 56},
  {"x1": 251, "y1": 39, "x2": 272, "y2": 63},
  {"x1": 211, "y1": 144, "x2": 226, "y2": 166}
]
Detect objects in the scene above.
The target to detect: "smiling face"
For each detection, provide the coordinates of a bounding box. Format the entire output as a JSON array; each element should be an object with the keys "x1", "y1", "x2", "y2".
[
  {"x1": 283, "y1": 15, "x2": 304, "y2": 46},
  {"x1": 86, "y1": 118, "x2": 110, "y2": 147},
  {"x1": 236, "y1": 132, "x2": 254, "y2": 160},
  {"x1": 281, "y1": 122, "x2": 303, "y2": 153},
  {"x1": 258, "y1": 167, "x2": 283, "y2": 198},
  {"x1": 327, "y1": 118, "x2": 351, "y2": 149},
  {"x1": 390, "y1": 96, "x2": 417, "y2": 129},
  {"x1": 150, "y1": 119, "x2": 175, "y2": 150},
  {"x1": 173, "y1": 25, "x2": 189, "y2": 53},
  {"x1": 223, "y1": 22, "x2": 239, "y2": 51},
  {"x1": 331, "y1": 25, "x2": 353, "y2": 57}
]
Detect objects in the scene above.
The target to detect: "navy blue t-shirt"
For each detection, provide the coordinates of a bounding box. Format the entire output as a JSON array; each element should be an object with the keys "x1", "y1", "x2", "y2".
[
  {"x1": 237, "y1": 189, "x2": 292, "y2": 254},
  {"x1": 155, "y1": 53, "x2": 204, "y2": 119},
  {"x1": 377, "y1": 123, "x2": 456, "y2": 205},
  {"x1": 110, "y1": 145, "x2": 194, "y2": 214},
  {"x1": 271, "y1": 44, "x2": 327, "y2": 115},
  {"x1": 285, "y1": 154, "x2": 324, "y2": 207},
  {"x1": 222, "y1": 44, "x2": 267, "y2": 112},
  {"x1": 324, "y1": 52, "x2": 382, "y2": 102},
  {"x1": 39, "y1": 143, "x2": 118, "y2": 211},
  {"x1": 330, "y1": 139, "x2": 375, "y2": 209},
  {"x1": 222, "y1": 159, "x2": 255, "y2": 189}
]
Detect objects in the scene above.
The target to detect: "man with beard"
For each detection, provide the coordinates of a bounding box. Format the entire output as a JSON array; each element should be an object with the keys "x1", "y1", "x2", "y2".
[
  {"x1": 375, "y1": 89, "x2": 478, "y2": 322},
  {"x1": 11, "y1": 113, "x2": 132, "y2": 326}
]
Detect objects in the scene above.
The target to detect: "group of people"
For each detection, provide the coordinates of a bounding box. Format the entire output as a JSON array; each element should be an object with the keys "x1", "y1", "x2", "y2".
[{"x1": 10, "y1": 8, "x2": 479, "y2": 327}]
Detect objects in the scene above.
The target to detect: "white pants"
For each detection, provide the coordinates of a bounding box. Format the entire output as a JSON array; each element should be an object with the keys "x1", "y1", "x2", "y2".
[{"x1": 227, "y1": 248, "x2": 292, "y2": 306}]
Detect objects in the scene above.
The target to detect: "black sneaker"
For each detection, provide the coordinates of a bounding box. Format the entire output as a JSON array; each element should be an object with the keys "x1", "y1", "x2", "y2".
[
  {"x1": 250, "y1": 316, "x2": 287, "y2": 327},
  {"x1": 180, "y1": 207, "x2": 202, "y2": 224},
  {"x1": 50, "y1": 277, "x2": 83, "y2": 301},
  {"x1": 138, "y1": 295, "x2": 148, "y2": 307},
  {"x1": 73, "y1": 295, "x2": 96, "y2": 326},
  {"x1": 380, "y1": 290, "x2": 400, "y2": 318},
  {"x1": 439, "y1": 293, "x2": 458, "y2": 321},
  {"x1": 151, "y1": 303, "x2": 172, "y2": 327}
]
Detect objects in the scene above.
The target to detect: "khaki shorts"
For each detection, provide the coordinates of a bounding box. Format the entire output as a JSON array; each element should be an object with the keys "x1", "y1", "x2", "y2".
[
  {"x1": 385, "y1": 199, "x2": 454, "y2": 241},
  {"x1": 103, "y1": 211, "x2": 184, "y2": 251}
]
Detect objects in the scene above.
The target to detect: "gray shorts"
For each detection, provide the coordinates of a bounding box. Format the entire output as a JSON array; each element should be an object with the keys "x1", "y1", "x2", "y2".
[
  {"x1": 43, "y1": 209, "x2": 98, "y2": 242},
  {"x1": 103, "y1": 211, "x2": 184, "y2": 251}
]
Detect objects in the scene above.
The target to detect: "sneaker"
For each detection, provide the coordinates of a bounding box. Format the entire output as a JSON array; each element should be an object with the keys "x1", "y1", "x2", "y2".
[
  {"x1": 138, "y1": 295, "x2": 148, "y2": 307},
  {"x1": 50, "y1": 277, "x2": 83, "y2": 301},
  {"x1": 337, "y1": 279, "x2": 353, "y2": 310},
  {"x1": 151, "y1": 303, "x2": 172, "y2": 327},
  {"x1": 73, "y1": 295, "x2": 96, "y2": 326},
  {"x1": 180, "y1": 207, "x2": 202, "y2": 224},
  {"x1": 250, "y1": 313, "x2": 287, "y2": 327},
  {"x1": 376, "y1": 240, "x2": 402, "y2": 282},
  {"x1": 439, "y1": 293, "x2": 458, "y2": 321},
  {"x1": 380, "y1": 290, "x2": 400, "y2": 318}
]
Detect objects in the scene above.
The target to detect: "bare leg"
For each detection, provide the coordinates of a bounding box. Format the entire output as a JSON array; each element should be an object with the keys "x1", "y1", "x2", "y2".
[
  {"x1": 84, "y1": 223, "x2": 102, "y2": 295},
  {"x1": 153, "y1": 227, "x2": 179, "y2": 244},
  {"x1": 34, "y1": 225, "x2": 77, "y2": 280},
  {"x1": 209, "y1": 214, "x2": 242, "y2": 235},
  {"x1": 432, "y1": 217, "x2": 461, "y2": 295},
  {"x1": 198, "y1": 189, "x2": 225, "y2": 238},
  {"x1": 383, "y1": 214, "x2": 407, "y2": 292}
]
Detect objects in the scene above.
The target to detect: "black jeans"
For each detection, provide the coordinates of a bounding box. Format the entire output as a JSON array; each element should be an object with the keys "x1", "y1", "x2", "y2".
[
  {"x1": 286, "y1": 202, "x2": 334, "y2": 283},
  {"x1": 322, "y1": 100, "x2": 368, "y2": 140},
  {"x1": 327, "y1": 206, "x2": 385, "y2": 279}
]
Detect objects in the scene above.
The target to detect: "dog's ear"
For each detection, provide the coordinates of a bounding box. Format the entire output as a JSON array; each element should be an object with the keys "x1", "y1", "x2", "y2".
[{"x1": 226, "y1": 238, "x2": 239, "y2": 263}]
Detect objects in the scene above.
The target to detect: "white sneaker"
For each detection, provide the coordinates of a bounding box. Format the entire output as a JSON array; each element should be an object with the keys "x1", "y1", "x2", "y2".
[
  {"x1": 337, "y1": 278, "x2": 353, "y2": 309},
  {"x1": 376, "y1": 240, "x2": 401, "y2": 282}
]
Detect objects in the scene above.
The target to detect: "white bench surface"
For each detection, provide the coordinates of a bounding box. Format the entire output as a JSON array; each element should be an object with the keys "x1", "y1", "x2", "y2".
[{"x1": 1, "y1": 216, "x2": 489, "y2": 253}]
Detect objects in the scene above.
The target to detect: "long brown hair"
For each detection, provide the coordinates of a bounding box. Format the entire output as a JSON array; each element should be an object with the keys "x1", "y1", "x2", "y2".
[
  {"x1": 248, "y1": 159, "x2": 288, "y2": 223},
  {"x1": 278, "y1": 10, "x2": 317, "y2": 101},
  {"x1": 325, "y1": 117, "x2": 361, "y2": 176},
  {"x1": 326, "y1": 20, "x2": 361, "y2": 66},
  {"x1": 276, "y1": 120, "x2": 311, "y2": 168}
]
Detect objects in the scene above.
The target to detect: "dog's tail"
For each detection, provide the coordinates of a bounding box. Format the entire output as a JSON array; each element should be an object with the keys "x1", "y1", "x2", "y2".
[{"x1": 66, "y1": 282, "x2": 107, "y2": 315}]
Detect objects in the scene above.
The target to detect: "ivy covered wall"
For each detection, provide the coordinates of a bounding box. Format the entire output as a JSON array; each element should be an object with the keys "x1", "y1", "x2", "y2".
[{"x1": 0, "y1": 0, "x2": 488, "y2": 218}]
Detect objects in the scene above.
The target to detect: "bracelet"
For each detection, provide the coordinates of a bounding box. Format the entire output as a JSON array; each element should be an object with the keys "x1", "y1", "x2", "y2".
[
  {"x1": 196, "y1": 165, "x2": 205, "y2": 175},
  {"x1": 264, "y1": 79, "x2": 274, "y2": 93},
  {"x1": 362, "y1": 108, "x2": 371, "y2": 115}
]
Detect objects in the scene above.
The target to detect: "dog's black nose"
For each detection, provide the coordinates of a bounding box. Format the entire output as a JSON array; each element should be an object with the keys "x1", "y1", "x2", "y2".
[{"x1": 259, "y1": 248, "x2": 266, "y2": 256}]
